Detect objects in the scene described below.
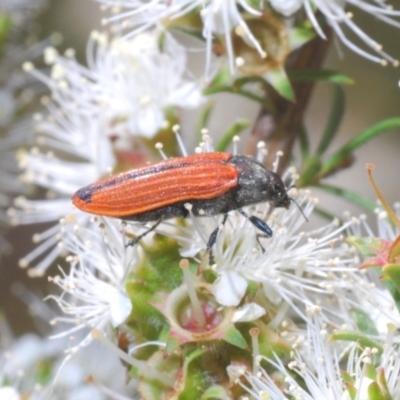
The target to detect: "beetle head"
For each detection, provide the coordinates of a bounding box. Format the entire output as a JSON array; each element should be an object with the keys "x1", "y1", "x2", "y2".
[{"x1": 266, "y1": 171, "x2": 291, "y2": 209}]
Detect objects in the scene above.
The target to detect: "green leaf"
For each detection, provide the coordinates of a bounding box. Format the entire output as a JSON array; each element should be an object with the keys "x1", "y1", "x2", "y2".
[
  {"x1": 224, "y1": 326, "x2": 248, "y2": 349},
  {"x1": 0, "y1": 12, "x2": 12, "y2": 54},
  {"x1": 368, "y1": 381, "x2": 385, "y2": 400},
  {"x1": 376, "y1": 368, "x2": 392, "y2": 400},
  {"x1": 200, "y1": 385, "x2": 230, "y2": 400},
  {"x1": 246, "y1": 281, "x2": 260, "y2": 301},
  {"x1": 289, "y1": 69, "x2": 354, "y2": 85},
  {"x1": 299, "y1": 124, "x2": 310, "y2": 161},
  {"x1": 207, "y1": 66, "x2": 231, "y2": 88},
  {"x1": 382, "y1": 264, "x2": 400, "y2": 294},
  {"x1": 347, "y1": 236, "x2": 386, "y2": 258},
  {"x1": 173, "y1": 27, "x2": 205, "y2": 42},
  {"x1": 233, "y1": 75, "x2": 269, "y2": 90},
  {"x1": 330, "y1": 331, "x2": 383, "y2": 354},
  {"x1": 298, "y1": 155, "x2": 322, "y2": 186},
  {"x1": 179, "y1": 348, "x2": 219, "y2": 400},
  {"x1": 365, "y1": 363, "x2": 377, "y2": 380},
  {"x1": 316, "y1": 85, "x2": 345, "y2": 156},
  {"x1": 215, "y1": 120, "x2": 251, "y2": 152},
  {"x1": 345, "y1": 383, "x2": 357, "y2": 400},
  {"x1": 204, "y1": 84, "x2": 272, "y2": 109},
  {"x1": 317, "y1": 184, "x2": 377, "y2": 213},
  {"x1": 197, "y1": 102, "x2": 214, "y2": 139},
  {"x1": 320, "y1": 117, "x2": 400, "y2": 178},
  {"x1": 388, "y1": 235, "x2": 400, "y2": 263},
  {"x1": 138, "y1": 351, "x2": 181, "y2": 400},
  {"x1": 341, "y1": 370, "x2": 355, "y2": 385},
  {"x1": 313, "y1": 206, "x2": 339, "y2": 222},
  {"x1": 350, "y1": 308, "x2": 378, "y2": 336},
  {"x1": 141, "y1": 234, "x2": 184, "y2": 291},
  {"x1": 287, "y1": 27, "x2": 316, "y2": 50},
  {"x1": 382, "y1": 278, "x2": 400, "y2": 314},
  {"x1": 125, "y1": 235, "x2": 184, "y2": 340},
  {"x1": 264, "y1": 67, "x2": 295, "y2": 101}
]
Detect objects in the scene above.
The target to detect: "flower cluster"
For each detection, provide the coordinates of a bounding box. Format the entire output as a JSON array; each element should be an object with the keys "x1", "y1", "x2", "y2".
[
  {"x1": 2, "y1": 0, "x2": 400, "y2": 398},
  {"x1": 10, "y1": 28, "x2": 203, "y2": 275},
  {"x1": 34, "y1": 152, "x2": 400, "y2": 398},
  {"x1": 97, "y1": 0, "x2": 400, "y2": 73}
]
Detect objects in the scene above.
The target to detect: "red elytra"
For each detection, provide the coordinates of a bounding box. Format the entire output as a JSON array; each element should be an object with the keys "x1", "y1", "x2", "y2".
[{"x1": 72, "y1": 152, "x2": 238, "y2": 217}]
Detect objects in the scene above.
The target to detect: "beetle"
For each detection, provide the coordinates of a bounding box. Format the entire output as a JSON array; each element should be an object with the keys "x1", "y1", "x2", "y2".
[{"x1": 72, "y1": 152, "x2": 293, "y2": 255}]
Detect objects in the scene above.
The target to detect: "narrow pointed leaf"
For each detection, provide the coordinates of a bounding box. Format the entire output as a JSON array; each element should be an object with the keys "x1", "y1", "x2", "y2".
[
  {"x1": 201, "y1": 385, "x2": 230, "y2": 399},
  {"x1": 320, "y1": 118, "x2": 400, "y2": 178},
  {"x1": 197, "y1": 102, "x2": 214, "y2": 139},
  {"x1": 345, "y1": 383, "x2": 357, "y2": 400},
  {"x1": 224, "y1": 326, "x2": 248, "y2": 349},
  {"x1": 376, "y1": 368, "x2": 391, "y2": 399},
  {"x1": 207, "y1": 66, "x2": 231, "y2": 88},
  {"x1": 388, "y1": 235, "x2": 400, "y2": 263},
  {"x1": 347, "y1": 236, "x2": 387, "y2": 258},
  {"x1": 299, "y1": 124, "x2": 311, "y2": 161},
  {"x1": 264, "y1": 67, "x2": 295, "y2": 101},
  {"x1": 382, "y1": 278, "x2": 400, "y2": 314},
  {"x1": 233, "y1": 76, "x2": 268, "y2": 90},
  {"x1": 287, "y1": 27, "x2": 315, "y2": 50},
  {"x1": 289, "y1": 69, "x2": 354, "y2": 85},
  {"x1": 298, "y1": 156, "x2": 322, "y2": 186},
  {"x1": 216, "y1": 120, "x2": 251, "y2": 152},
  {"x1": 367, "y1": 381, "x2": 385, "y2": 400},
  {"x1": 204, "y1": 85, "x2": 273, "y2": 109},
  {"x1": 330, "y1": 331, "x2": 383, "y2": 354},
  {"x1": 342, "y1": 370, "x2": 355, "y2": 385},
  {"x1": 0, "y1": 12, "x2": 11, "y2": 53},
  {"x1": 350, "y1": 308, "x2": 378, "y2": 336},
  {"x1": 382, "y1": 264, "x2": 400, "y2": 294},
  {"x1": 365, "y1": 363, "x2": 377, "y2": 380},
  {"x1": 313, "y1": 206, "x2": 339, "y2": 222},
  {"x1": 317, "y1": 184, "x2": 377, "y2": 212}
]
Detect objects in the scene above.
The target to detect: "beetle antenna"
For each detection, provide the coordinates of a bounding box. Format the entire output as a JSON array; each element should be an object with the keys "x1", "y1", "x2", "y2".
[
  {"x1": 290, "y1": 197, "x2": 308, "y2": 222},
  {"x1": 285, "y1": 185, "x2": 308, "y2": 222}
]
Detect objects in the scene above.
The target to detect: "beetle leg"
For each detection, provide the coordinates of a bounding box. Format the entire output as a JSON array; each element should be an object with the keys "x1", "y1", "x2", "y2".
[
  {"x1": 237, "y1": 209, "x2": 272, "y2": 252},
  {"x1": 206, "y1": 213, "x2": 229, "y2": 265},
  {"x1": 126, "y1": 219, "x2": 163, "y2": 247}
]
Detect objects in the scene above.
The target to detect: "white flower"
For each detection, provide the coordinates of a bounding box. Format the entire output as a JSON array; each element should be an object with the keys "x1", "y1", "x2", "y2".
[
  {"x1": 12, "y1": 29, "x2": 203, "y2": 275},
  {"x1": 9, "y1": 57, "x2": 116, "y2": 275},
  {"x1": 8, "y1": 108, "x2": 114, "y2": 275},
  {"x1": 242, "y1": 315, "x2": 347, "y2": 399},
  {"x1": 41, "y1": 30, "x2": 203, "y2": 139},
  {"x1": 176, "y1": 182, "x2": 357, "y2": 327},
  {"x1": 346, "y1": 209, "x2": 400, "y2": 334},
  {"x1": 85, "y1": 30, "x2": 203, "y2": 138},
  {"x1": 95, "y1": 0, "x2": 265, "y2": 74},
  {"x1": 0, "y1": 327, "x2": 135, "y2": 399},
  {"x1": 47, "y1": 217, "x2": 135, "y2": 350},
  {"x1": 269, "y1": 0, "x2": 400, "y2": 65}
]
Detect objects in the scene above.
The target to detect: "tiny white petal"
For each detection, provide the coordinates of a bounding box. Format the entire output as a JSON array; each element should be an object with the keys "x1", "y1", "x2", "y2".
[
  {"x1": 269, "y1": 0, "x2": 303, "y2": 16},
  {"x1": 213, "y1": 270, "x2": 248, "y2": 306},
  {"x1": 0, "y1": 387, "x2": 20, "y2": 400},
  {"x1": 231, "y1": 302, "x2": 266, "y2": 322},
  {"x1": 108, "y1": 290, "x2": 132, "y2": 328}
]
